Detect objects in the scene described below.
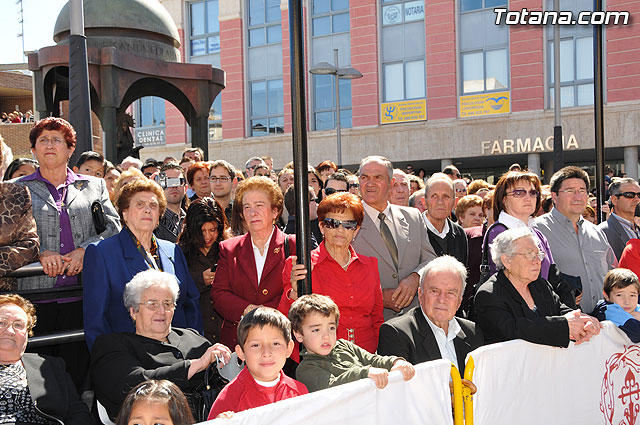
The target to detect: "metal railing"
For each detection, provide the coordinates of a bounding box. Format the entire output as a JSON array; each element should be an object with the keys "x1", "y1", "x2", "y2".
[{"x1": 4, "y1": 262, "x2": 85, "y2": 348}]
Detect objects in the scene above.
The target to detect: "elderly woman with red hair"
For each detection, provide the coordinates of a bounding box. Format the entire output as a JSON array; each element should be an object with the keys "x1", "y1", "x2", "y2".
[{"x1": 279, "y1": 192, "x2": 383, "y2": 354}]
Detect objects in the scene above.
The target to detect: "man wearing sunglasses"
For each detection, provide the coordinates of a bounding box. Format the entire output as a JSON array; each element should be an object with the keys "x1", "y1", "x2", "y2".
[
  {"x1": 352, "y1": 156, "x2": 437, "y2": 320},
  {"x1": 599, "y1": 178, "x2": 640, "y2": 260},
  {"x1": 244, "y1": 156, "x2": 267, "y2": 178},
  {"x1": 322, "y1": 172, "x2": 349, "y2": 199}
]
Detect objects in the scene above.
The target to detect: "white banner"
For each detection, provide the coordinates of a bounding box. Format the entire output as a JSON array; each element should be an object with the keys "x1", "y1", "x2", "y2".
[
  {"x1": 199, "y1": 360, "x2": 453, "y2": 425},
  {"x1": 468, "y1": 322, "x2": 640, "y2": 425}
]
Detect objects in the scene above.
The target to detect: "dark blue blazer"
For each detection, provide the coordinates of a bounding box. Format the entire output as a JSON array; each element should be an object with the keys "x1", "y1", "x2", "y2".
[{"x1": 83, "y1": 229, "x2": 203, "y2": 349}]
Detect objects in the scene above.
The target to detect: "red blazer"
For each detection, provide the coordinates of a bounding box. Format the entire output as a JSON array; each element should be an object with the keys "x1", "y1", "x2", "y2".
[{"x1": 211, "y1": 227, "x2": 295, "y2": 347}]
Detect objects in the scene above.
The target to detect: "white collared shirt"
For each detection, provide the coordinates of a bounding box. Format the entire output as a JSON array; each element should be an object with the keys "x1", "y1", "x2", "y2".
[
  {"x1": 362, "y1": 201, "x2": 398, "y2": 244},
  {"x1": 498, "y1": 211, "x2": 542, "y2": 245},
  {"x1": 425, "y1": 216, "x2": 450, "y2": 239},
  {"x1": 422, "y1": 308, "x2": 461, "y2": 367},
  {"x1": 252, "y1": 226, "x2": 275, "y2": 285}
]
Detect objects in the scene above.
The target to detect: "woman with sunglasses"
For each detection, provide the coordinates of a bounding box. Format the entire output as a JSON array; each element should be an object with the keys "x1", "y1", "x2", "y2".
[
  {"x1": 279, "y1": 192, "x2": 383, "y2": 355},
  {"x1": 484, "y1": 171, "x2": 554, "y2": 278}
]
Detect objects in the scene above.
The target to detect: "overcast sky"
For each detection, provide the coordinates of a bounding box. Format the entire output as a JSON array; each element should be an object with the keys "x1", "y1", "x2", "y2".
[{"x1": 0, "y1": 0, "x2": 68, "y2": 65}]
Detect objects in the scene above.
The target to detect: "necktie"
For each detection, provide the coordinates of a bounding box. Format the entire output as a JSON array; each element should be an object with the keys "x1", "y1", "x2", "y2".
[{"x1": 378, "y1": 212, "x2": 399, "y2": 270}]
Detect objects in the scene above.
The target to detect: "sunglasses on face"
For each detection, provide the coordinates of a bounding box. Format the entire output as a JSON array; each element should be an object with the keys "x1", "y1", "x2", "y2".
[
  {"x1": 349, "y1": 183, "x2": 360, "y2": 189},
  {"x1": 325, "y1": 187, "x2": 348, "y2": 196},
  {"x1": 506, "y1": 189, "x2": 539, "y2": 198},
  {"x1": 322, "y1": 217, "x2": 358, "y2": 230},
  {"x1": 615, "y1": 191, "x2": 640, "y2": 199}
]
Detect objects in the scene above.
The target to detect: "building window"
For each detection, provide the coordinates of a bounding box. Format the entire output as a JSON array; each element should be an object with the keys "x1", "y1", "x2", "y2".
[
  {"x1": 546, "y1": 0, "x2": 594, "y2": 107},
  {"x1": 311, "y1": 0, "x2": 352, "y2": 130},
  {"x1": 250, "y1": 79, "x2": 284, "y2": 136},
  {"x1": 459, "y1": 0, "x2": 508, "y2": 95},
  {"x1": 189, "y1": 0, "x2": 220, "y2": 56},
  {"x1": 461, "y1": 48, "x2": 508, "y2": 93},
  {"x1": 209, "y1": 96, "x2": 222, "y2": 141},
  {"x1": 380, "y1": 0, "x2": 426, "y2": 102},
  {"x1": 312, "y1": 0, "x2": 349, "y2": 36},
  {"x1": 383, "y1": 60, "x2": 426, "y2": 101},
  {"x1": 248, "y1": 0, "x2": 282, "y2": 47},
  {"x1": 138, "y1": 97, "x2": 165, "y2": 128},
  {"x1": 460, "y1": 0, "x2": 507, "y2": 12},
  {"x1": 314, "y1": 75, "x2": 352, "y2": 130},
  {"x1": 548, "y1": 37, "x2": 594, "y2": 107}
]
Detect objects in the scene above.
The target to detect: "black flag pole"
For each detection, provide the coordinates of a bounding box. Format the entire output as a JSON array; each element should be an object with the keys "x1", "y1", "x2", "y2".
[{"x1": 289, "y1": 0, "x2": 312, "y2": 295}]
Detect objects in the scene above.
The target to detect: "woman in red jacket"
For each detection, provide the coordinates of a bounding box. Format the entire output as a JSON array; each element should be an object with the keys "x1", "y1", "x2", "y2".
[
  {"x1": 279, "y1": 192, "x2": 384, "y2": 355},
  {"x1": 211, "y1": 177, "x2": 295, "y2": 347}
]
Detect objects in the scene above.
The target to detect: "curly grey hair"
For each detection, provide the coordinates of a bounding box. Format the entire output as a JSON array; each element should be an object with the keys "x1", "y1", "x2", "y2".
[
  {"x1": 490, "y1": 227, "x2": 535, "y2": 270},
  {"x1": 420, "y1": 255, "x2": 468, "y2": 293},
  {"x1": 123, "y1": 269, "x2": 180, "y2": 311}
]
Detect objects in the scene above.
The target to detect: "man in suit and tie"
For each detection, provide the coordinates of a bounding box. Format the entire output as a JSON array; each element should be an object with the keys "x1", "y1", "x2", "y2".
[
  {"x1": 599, "y1": 178, "x2": 640, "y2": 260},
  {"x1": 351, "y1": 155, "x2": 437, "y2": 319},
  {"x1": 377, "y1": 256, "x2": 484, "y2": 372}
]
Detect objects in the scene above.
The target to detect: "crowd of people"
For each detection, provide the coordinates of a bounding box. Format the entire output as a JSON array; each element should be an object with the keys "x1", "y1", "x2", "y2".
[
  {"x1": 1, "y1": 110, "x2": 34, "y2": 124},
  {"x1": 0, "y1": 116, "x2": 639, "y2": 423}
]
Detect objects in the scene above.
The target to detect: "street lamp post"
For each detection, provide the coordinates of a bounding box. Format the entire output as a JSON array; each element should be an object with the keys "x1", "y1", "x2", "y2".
[{"x1": 309, "y1": 48, "x2": 362, "y2": 167}]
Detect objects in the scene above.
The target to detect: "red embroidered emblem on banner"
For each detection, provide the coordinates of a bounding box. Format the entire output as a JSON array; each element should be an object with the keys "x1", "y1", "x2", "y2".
[{"x1": 602, "y1": 345, "x2": 640, "y2": 425}]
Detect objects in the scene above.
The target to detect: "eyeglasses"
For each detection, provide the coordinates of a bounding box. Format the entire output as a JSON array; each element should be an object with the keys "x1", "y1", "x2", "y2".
[
  {"x1": 138, "y1": 300, "x2": 176, "y2": 311},
  {"x1": 506, "y1": 189, "x2": 539, "y2": 198},
  {"x1": 0, "y1": 318, "x2": 28, "y2": 332},
  {"x1": 36, "y1": 137, "x2": 66, "y2": 147},
  {"x1": 210, "y1": 176, "x2": 231, "y2": 183},
  {"x1": 513, "y1": 250, "x2": 545, "y2": 262},
  {"x1": 558, "y1": 188, "x2": 588, "y2": 196},
  {"x1": 325, "y1": 187, "x2": 348, "y2": 196},
  {"x1": 322, "y1": 217, "x2": 358, "y2": 230},
  {"x1": 615, "y1": 191, "x2": 640, "y2": 199}
]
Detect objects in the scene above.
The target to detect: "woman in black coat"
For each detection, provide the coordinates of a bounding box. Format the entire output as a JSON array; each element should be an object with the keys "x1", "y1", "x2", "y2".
[{"x1": 474, "y1": 227, "x2": 600, "y2": 347}]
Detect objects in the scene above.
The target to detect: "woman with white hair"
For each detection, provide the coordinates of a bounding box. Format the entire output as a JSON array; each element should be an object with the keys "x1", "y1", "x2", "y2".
[
  {"x1": 89, "y1": 269, "x2": 231, "y2": 421},
  {"x1": 474, "y1": 228, "x2": 601, "y2": 347}
]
